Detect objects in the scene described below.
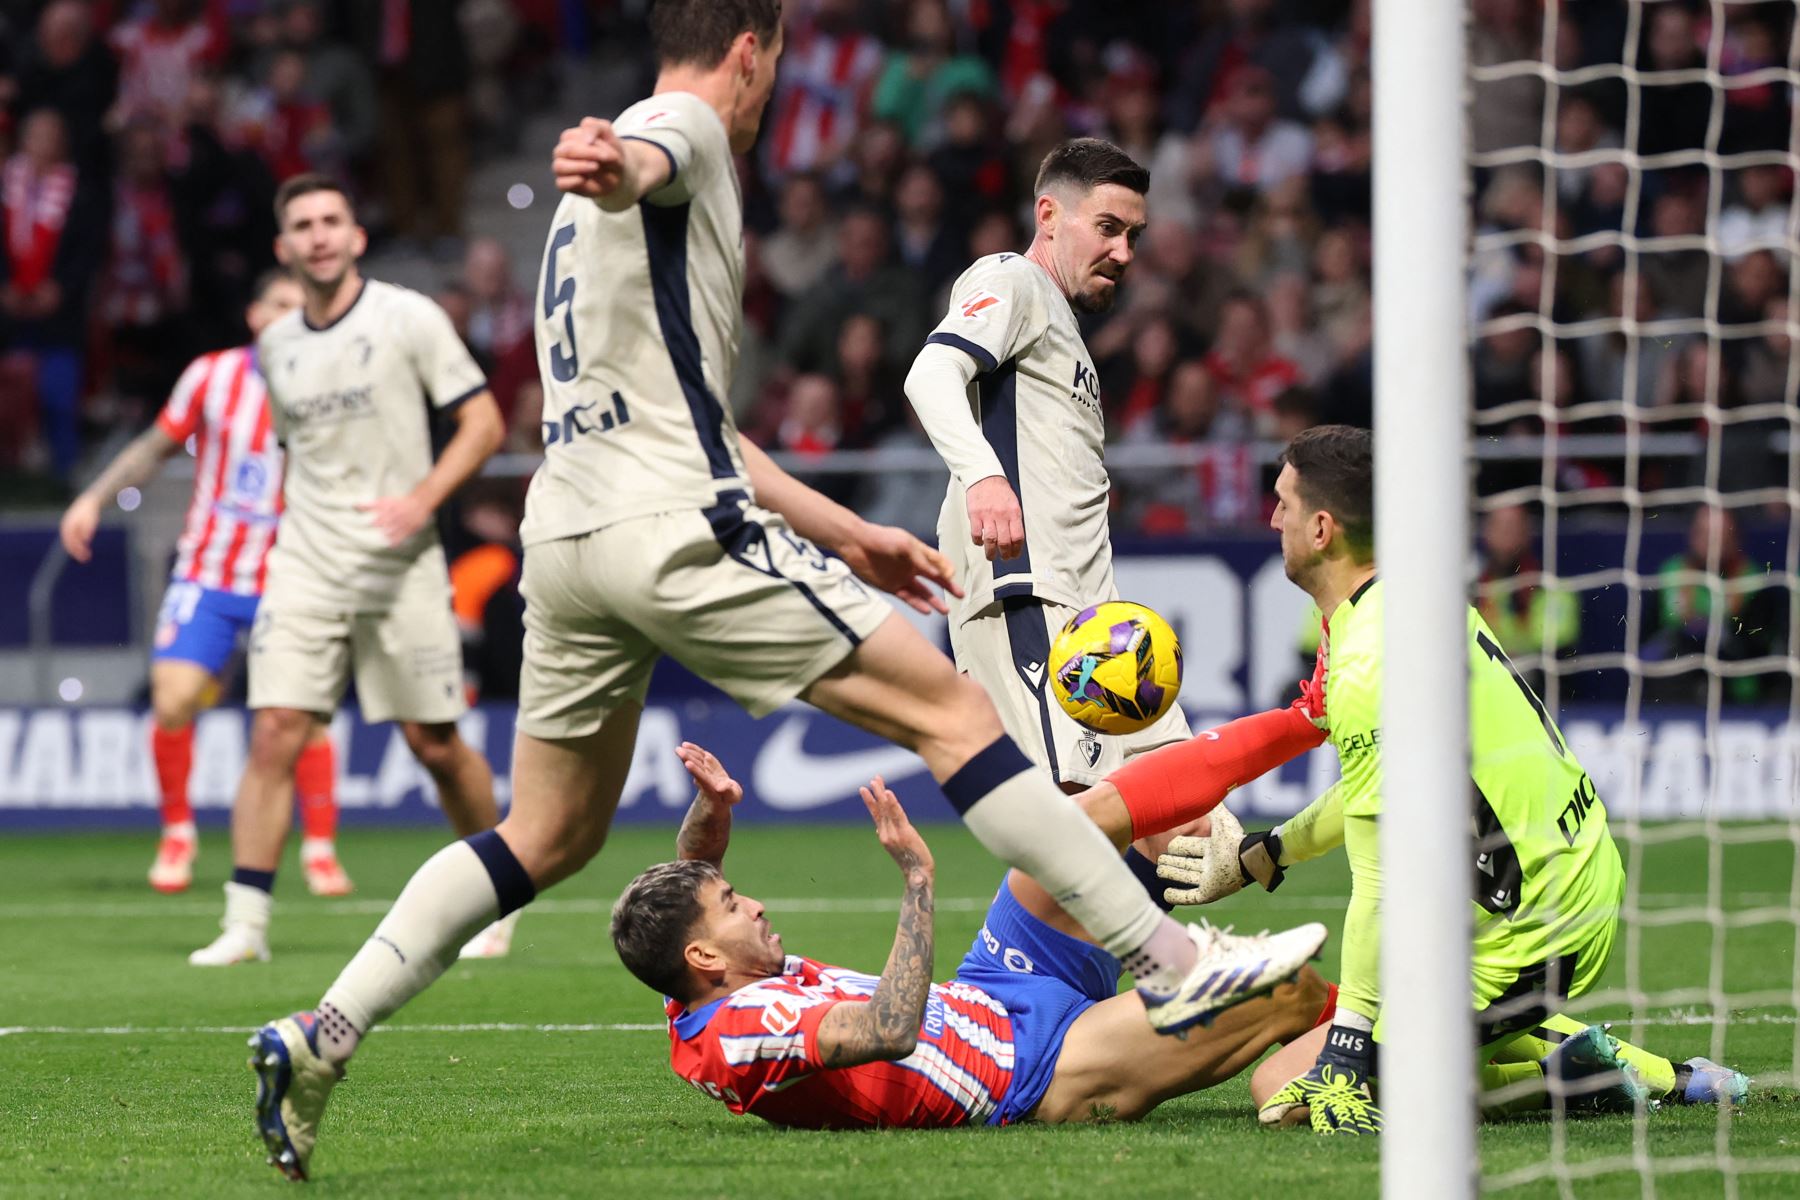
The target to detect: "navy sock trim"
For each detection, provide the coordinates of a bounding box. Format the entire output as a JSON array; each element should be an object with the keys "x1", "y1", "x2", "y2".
[
  {"x1": 465, "y1": 830, "x2": 536, "y2": 916},
  {"x1": 231, "y1": 866, "x2": 275, "y2": 893},
  {"x1": 941, "y1": 735, "x2": 1035, "y2": 815},
  {"x1": 1123, "y1": 848, "x2": 1176, "y2": 913}
]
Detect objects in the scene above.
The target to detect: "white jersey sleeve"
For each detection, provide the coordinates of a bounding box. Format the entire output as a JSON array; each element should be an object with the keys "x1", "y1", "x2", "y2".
[
  {"x1": 922, "y1": 254, "x2": 1048, "y2": 376},
  {"x1": 617, "y1": 99, "x2": 716, "y2": 207},
  {"x1": 397, "y1": 288, "x2": 488, "y2": 409}
]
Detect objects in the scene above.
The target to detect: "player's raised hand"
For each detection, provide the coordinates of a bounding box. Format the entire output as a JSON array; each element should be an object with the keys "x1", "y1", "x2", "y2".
[
  {"x1": 553, "y1": 117, "x2": 628, "y2": 200},
  {"x1": 965, "y1": 475, "x2": 1024, "y2": 561},
  {"x1": 676, "y1": 742, "x2": 743, "y2": 808},
  {"x1": 58, "y1": 494, "x2": 102, "y2": 562},
  {"x1": 860, "y1": 776, "x2": 933, "y2": 879},
  {"x1": 839, "y1": 522, "x2": 961, "y2": 615},
  {"x1": 357, "y1": 494, "x2": 431, "y2": 547}
]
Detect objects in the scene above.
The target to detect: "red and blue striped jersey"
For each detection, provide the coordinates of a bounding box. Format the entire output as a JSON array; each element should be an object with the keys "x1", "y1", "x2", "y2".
[{"x1": 666, "y1": 956, "x2": 1015, "y2": 1129}]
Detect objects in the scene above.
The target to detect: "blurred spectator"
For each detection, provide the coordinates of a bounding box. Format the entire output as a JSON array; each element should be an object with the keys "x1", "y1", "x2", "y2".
[
  {"x1": 833, "y1": 119, "x2": 907, "y2": 211},
  {"x1": 236, "y1": 47, "x2": 335, "y2": 181},
  {"x1": 832, "y1": 312, "x2": 901, "y2": 447},
  {"x1": 347, "y1": 0, "x2": 471, "y2": 252},
  {"x1": 778, "y1": 206, "x2": 925, "y2": 374},
  {"x1": 1307, "y1": 111, "x2": 1371, "y2": 226},
  {"x1": 1203, "y1": 291, "x2": 1303, "y2": 434},
  {"x1": 1638, "y1": 4, "x2": 1710, "y2": 159},
  {"x1": 1641, "y1": 189, "x2": 1709, "y2": 320},
  {"x1": 1119, "y1": 360, "x2": 1257, "y2": 534},
  {"x1": 171, "y1": 69, "x2": 276, "y2": 349},
  {"x1": 1265, "y1": 271, "x2": 1331, "y2": 383},
  {"x1": 891, "y1": 161, "x2": 962, "y2": 298},
  {"x1": 1202, "y1": 65, "x2": 1313, "y2": 197},
  {"x1": 927, "y1": 91, "x2": 1011, "y2": 229},
  {"x1": 1642, "y1": 506, "x2": 1775, "y2": 704},
  {"x1": 1718, "y1": 164, "x2": 1790, "y2": 260},
  {"x1": 102, "y1": 117, "x2": 189, "y2": 407},
  {"x1": 777, "y1": 373, "x2": 842, "y2": 456},
  {"x1": 1721, "y1": 247, "x2": 1785, "y2": 327},
  {"x1": 462, "y1": 236, "x2": 533, "y2": 419},
  {"x1": 1104, "y1": 313, "x2": 1184, "y2": 430},
  {"x1": 1575, "y1": 274, "x2": 1674, "y2": 414},
  {"x1": 1, "y1": 106, "x2": 106, "y2": 481},
  {"x1": 12, "y1": 0, "x2": 118, "y2": 169},
  {"x1": 873, "y1": 0, "x2": 994, "y2": 150},
  {"x1": 1552, "y1": 92, "x2": 1618, "y2": 206},
  {"x1": 762, "y1": 171, "x2": 838, "y2": 300},
  {"x1": 1269, "y1": 384, "x2": 1318, "y2": 443},
  {"x1": 267, "y1": 0, "x2": 375, "y2": 172},
  {"x1": 1468, "y1": 0, "x2": 1542, "y2": 156},
  {"x1": 1475, "y1": 504, "x2": 1579, "y2": 681},
  {"x1": 448, "y1": 487, "x2": 523, "y2": 702},
  {"x1": 1474, "y1": 304, "x2": 1537, "y2": 420},
  {"x1": 1719, "y1": 10, "x2": 1788, "y2": 154},
  {"x1": 1737, "y1": 296, "x2": 1790, "y2": 409},
  {"x1": 108, "y1": 0, "x2": 222, "y2": 143},
  {"x1": 1164, "y1": 0, "x2": 1319, "y2": 132},
  {"x1": 762, "y1": 0, "x2": 884, "y2": 180}
]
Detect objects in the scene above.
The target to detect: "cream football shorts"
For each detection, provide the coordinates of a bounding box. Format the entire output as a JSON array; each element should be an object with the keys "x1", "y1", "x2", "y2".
[
  {"x1": 247, "y1": 593, "x2": 467, "y2": 725},
  {"x1": 953, "y1": 596, "x2": 1192, "y2": 787},
  {"x1": 517, "y1": 494, "x2": 893, "y2": 739}
]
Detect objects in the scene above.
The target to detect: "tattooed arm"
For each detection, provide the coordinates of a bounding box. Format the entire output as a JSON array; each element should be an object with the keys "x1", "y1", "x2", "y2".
[
  {"x1": 815, "y1": 778, "x2": 937, "y2": 1068},
  {"x1": 673, "y1": 743, "x2": 741, "y2": 868}
]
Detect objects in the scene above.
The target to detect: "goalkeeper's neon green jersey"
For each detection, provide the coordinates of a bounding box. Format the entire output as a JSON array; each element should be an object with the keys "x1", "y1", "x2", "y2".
[{"x1": 1324, "y1": 578, "x2": 1624, "y2": 975}]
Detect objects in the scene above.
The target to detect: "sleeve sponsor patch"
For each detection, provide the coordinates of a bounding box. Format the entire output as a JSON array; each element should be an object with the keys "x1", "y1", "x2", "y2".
[{"x1": 959, "y1": 290, "x2": 1003, "y2": 320}]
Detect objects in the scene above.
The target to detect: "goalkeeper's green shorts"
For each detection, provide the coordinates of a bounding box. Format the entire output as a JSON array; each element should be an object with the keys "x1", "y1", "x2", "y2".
[{"x1": 1471, "y1": 914, "x2": 1617, "y2": 1056}]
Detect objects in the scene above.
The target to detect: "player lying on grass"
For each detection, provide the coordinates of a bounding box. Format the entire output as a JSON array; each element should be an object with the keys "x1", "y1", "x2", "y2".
[
  {"x1": 611, "y1": 741, "x2": 1337, "y2": 1129},
  {"x1": 1155, "y1": 425, "x2": 1750, "y2": 1134}
]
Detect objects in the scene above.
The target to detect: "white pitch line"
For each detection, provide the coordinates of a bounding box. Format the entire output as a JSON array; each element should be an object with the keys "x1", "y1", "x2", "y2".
[
  {"x1": 2, "y1": 891, "x2": 1794, "y2": 921},
  {"x1": 0, "y1": 1022, "x2": 667, "y2": 1038},
  {"x1": 2, "y1": 1014, "x2": 1792, "y2": 1039},
  {"x1": 0, "y1": 895, "x2": 999, "y2": 920}
]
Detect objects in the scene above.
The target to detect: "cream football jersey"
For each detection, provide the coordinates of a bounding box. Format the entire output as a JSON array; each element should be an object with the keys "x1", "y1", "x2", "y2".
[
  {"x1": 923, "y1": 253, "x2": 1115, "y2": 622},
  {"x1": 258, "y1": 279, "x2": 486, "y2": 612},
  {"x1": 520, "y1": 91, "x2": 752, "y2": 547}
]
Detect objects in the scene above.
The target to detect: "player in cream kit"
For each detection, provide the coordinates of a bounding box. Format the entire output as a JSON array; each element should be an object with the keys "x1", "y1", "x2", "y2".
[
  {"x1": 904, "y1": 139, "x2": 1192, "y2": 788},
  {"x1": 242, "y1": 6, "x2": 1321, "y2": 1182},
  {"x1": 188, "y1": 174, "x2": 512, "y2": 967}
]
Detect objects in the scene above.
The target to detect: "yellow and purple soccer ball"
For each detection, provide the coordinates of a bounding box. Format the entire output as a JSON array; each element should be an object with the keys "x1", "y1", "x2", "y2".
[{"x1": 1049, "y1": 600, "x2": 1183, "y2": 735}]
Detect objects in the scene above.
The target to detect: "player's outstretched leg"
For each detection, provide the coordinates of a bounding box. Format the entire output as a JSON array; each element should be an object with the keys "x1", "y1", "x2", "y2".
[
  {"x1": 802, "y1": 615, "x2": 1326, "y2": 1034},
  {"x1": 191, "y1": 707, "x2": 314, "y2": 965},
  {"x1": 396, "y1": 720, "x2": 515, "y2": 955},
  {"x1": 245, "y1": 709, "x2": 638, "y2": 1180},
  {"x1": 295, "y1": 731, "x2": 353, "y2": 896}
]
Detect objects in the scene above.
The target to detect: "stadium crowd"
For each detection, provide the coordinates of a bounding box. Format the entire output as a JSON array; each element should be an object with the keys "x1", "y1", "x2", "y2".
[{"x1": 3, "y1": 0, "x2": 1793, "y2": 695}]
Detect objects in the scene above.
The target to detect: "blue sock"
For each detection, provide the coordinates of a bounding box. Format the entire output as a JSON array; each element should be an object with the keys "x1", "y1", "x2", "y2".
[
  {"x1": 231, "y1": 866, "x2": 276, "y2": 894},
  {"x1": 465, "y1": 830, "x2": 536, "y2": 916}
]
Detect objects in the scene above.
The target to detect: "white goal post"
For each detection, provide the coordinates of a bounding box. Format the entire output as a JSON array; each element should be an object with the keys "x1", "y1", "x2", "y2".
[{"x1": 1374, "y1": 0, "x2": 1475, "y2": 1197}]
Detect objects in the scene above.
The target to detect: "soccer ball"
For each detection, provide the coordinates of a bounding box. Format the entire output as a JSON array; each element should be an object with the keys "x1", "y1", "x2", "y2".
[{"x1": 1049, "y1": 601, "x2": 1183, "y2": 735}]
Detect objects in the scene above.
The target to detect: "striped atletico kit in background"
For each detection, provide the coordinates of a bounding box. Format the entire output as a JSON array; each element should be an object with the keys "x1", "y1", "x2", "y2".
[{"x1": 155, "y1": 345, "x2": 283, "y2": 597}]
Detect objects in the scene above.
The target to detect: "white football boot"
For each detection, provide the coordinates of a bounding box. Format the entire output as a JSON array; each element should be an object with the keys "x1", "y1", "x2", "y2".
[
  {"x1": 188, "y1": 881, "x2": 272, "y2": 965},
  {"x1": 249, "y1": 1011, "x2": 343, "y2": 1182},
  {"x1": 1141, "y1": 918, "x2": 1329, "y2": 1034}
]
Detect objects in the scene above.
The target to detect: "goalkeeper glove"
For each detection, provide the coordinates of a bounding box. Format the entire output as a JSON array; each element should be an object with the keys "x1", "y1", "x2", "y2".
[
  {"x1": 1157, "y1": 813, "x2": 1287, "y2": 906},
  {"x1": 1259, "y1": 1023, "x2": 1383, "y2": 1135}
]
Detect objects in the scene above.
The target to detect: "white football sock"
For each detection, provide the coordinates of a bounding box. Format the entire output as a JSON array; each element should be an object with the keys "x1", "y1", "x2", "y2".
[
  {"x1": 223, "y1": 880, "x2": 273, "y2": 933},
  {"x1": 318, "y1": 841, "x2": 500, "y2": 1041}
]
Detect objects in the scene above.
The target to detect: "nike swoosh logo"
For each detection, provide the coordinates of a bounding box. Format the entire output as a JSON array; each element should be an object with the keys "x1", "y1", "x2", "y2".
[{"x1": 752, "y1": 715, "x2": 925, "y2": 811}]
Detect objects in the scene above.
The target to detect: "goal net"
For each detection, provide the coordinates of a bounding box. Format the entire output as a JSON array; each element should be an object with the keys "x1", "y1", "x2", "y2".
[{"x1": 1465, "y1": 0, "x2": 1800, "y2": 1192}]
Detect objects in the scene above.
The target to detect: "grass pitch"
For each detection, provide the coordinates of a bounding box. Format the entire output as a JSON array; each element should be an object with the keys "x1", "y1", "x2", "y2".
[{"x1": 2, "y1": 823, "x2": 1796, "y2": 1198}]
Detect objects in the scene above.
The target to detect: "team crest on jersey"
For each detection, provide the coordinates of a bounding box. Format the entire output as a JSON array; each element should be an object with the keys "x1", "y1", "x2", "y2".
[
  {"x1": 760, "y1": 998, "x2": 803, "y2": 1036},
  {"x1": 232, "y1": 458, "x2": 271, "y2": 500},
  {"x1": 959, "y1": 291, "x2": 1002, "y2": 320},
  {"x1": 1075, "y1": 730, "x2": 1102, "y2": 769}
]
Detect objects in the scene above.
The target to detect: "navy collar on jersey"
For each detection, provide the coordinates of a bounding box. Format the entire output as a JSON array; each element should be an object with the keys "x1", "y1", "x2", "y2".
[
  {"x1": 670, "y1": 994, "x2": 727, "y2": 1040},
  {"x1": 302, "y1": 276, "x2": 367, "y2": 332}
]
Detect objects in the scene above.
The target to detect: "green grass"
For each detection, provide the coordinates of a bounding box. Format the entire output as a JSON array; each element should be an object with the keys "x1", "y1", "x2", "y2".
[{"x1": 1, "y1": 824, "x2": 1796, "y2": 1198}]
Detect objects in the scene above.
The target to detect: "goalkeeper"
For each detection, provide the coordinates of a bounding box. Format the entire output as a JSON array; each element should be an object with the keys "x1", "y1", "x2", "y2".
[{"x1": 1157, "y1": 425, "x2": 1748, "y2": 1133}]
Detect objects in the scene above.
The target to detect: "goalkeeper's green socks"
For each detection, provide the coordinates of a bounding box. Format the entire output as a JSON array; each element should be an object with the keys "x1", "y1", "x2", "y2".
[{"x1": 1480, "y1": 1013, "x2": 1679, "y2": 1113}]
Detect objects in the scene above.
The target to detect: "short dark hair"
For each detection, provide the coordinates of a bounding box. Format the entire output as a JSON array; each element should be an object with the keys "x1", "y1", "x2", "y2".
[
  {"x1": 1281, "y1": 424, "x2": 1374, "y2": 558},
  {"x1": 251, "y1": 267, "x2": 296, "y2": 300},
  {"x1": 1033, "y1": 138, "x2": 1149, "y2": 198},
  {"x1": 611, "y1": 860, "x2": 721, "y2": 1001},
  {"x1": 648, "y1": 0, "x2": 782, "y2": 68},
  {"x1": 274, "y1": 173, "x2": 353, "y2": 226}
]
